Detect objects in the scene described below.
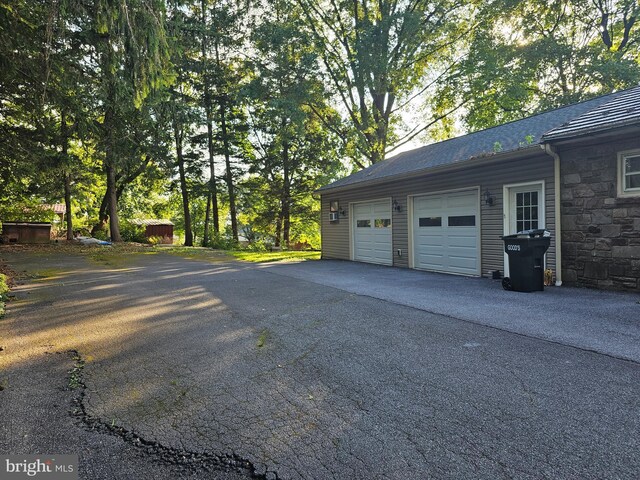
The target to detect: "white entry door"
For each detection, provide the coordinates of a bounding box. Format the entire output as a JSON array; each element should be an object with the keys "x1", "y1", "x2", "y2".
[
  {"x1": 504, "y1": 182, "x2": 545, "y2": 276},
  {"x1": 352, "y1": 200, "x2": 392, "y2": 265},
  {"x1": 412, "y1": 189, "x2": 479, "y2": 276}
]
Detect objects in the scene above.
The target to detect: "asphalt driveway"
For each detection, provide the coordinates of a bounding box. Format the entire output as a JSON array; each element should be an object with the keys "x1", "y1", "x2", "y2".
[
  {"x1": 1, "y1": 249, "x2": 640, "y2": 479},
  {"x1": 264, "y1": 259, "x2": 640, "y2": 363}
]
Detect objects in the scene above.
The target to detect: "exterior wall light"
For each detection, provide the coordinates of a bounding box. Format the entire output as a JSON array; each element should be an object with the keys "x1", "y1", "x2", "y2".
[{"x1": 484, "y1": 189, "x2": 495, "y2": 206}]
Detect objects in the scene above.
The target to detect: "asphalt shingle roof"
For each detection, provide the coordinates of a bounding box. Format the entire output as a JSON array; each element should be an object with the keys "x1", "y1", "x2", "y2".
[
  {"x1": 319, "y1": 87, "x2": 639, "y2": 192},
  {"x1": 542, "y1": 85, "x2": 640, "y2": 141}
]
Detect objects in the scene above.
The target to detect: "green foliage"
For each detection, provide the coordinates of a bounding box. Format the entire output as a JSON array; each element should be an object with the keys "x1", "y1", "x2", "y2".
[
  {"x1": 147, "y1": 235, "x2": 164, "y2": 245},
  {"x1": 207, "y1": 233, "x2": 237, "y2": 250},
  {"x1": 0, "y1": 273, "x2": 8, "y2": 297},
  {"x1": 0, "y1": 273, "x2": 8, "y2": 318},
  {"x1": 295, "y1": 0, "x2": 475, "y2": 165},
  {"x1": 2, "y1": 0, "x2": 638, "y2": 257},
  {"x1": 433, "y1": 0, "x2": 640, "y2": 132},
  {"x1": 119, "y1": 221, "x2": 147, "y2": 243}
]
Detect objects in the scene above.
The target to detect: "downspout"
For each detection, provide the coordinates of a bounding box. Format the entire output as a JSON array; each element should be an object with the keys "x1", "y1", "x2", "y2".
[{"x1": 542, "y1": 143, "x2": 563, "y2": 286}]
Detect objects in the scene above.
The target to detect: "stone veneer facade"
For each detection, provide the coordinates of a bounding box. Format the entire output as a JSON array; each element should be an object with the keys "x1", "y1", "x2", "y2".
[{"x1": 559, "y1": 135, "x2": 640, "y2": 291}]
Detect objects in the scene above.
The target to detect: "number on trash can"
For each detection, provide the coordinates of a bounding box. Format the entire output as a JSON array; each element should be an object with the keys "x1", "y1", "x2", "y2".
[{"x1": 507, "y1": 244, "x2": 520, "y2": 251}]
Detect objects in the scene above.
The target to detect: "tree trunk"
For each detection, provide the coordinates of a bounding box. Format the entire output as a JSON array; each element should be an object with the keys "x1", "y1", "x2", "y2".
[
  {"x1": 64, "y1": 173, "x2": 73, "y2": 240},
  {"x1": 219, "y1": 101, "x2": 238, "y2": 242},
  {"x1": 282, "y1": 141, "x2": 291, "y2": 248},
  {"x1": 103, "y1": 49, "x2": 121, "y2": 242},
  {"x1": 60, "y1": 109, "x2": 73, "y2": 240},
  {"x1": 214, "y1": 39, "x2": 238, "y2": 242},
  {"x1": 203, "y1": 193, "x2": 211, "y2": 246},
  {"x1": 274, "y1": 215, "x2": 282, "y2": 247},
  {"x1": 172, "y1": 107, "x2": 193, "y2": 247},
  {"x1": 105, "y1": 158, "x2": 121, "y2": 242},
  {"x1": 91, "y1": 157, "x2": 150, "y2": 235},
  {"x1": 201, "y1": 0, "x2": 219, "y2": 235}
]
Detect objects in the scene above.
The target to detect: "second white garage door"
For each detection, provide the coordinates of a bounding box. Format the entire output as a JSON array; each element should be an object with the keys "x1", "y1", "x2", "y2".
[
  {"x1": 412, "y1": 190, "x2": 479, "y2": 276},
  {"x1": 352, "y1": 200, "x2": 392, "y2": 265}
]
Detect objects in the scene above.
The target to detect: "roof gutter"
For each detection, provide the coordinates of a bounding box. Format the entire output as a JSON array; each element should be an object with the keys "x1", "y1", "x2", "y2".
[
  {"x1": 542, "y1": 143, "x2": 562, "y2": 286},
  {"x1": 316, "y1": 145, "x2": 542, "y2": 195}
]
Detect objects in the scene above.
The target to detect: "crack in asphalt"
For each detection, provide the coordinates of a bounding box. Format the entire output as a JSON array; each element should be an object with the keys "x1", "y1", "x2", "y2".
[{"x1": 66, "y1": 350, "x2": 280, "y2": 480}]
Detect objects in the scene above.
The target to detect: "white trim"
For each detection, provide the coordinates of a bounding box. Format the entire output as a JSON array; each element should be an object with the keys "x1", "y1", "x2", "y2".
[
  {"x1": 408, "y1": 186, "x2": 482, "y2": 277},
  {"x1": 407, "y1": 196, "x2": 415, "y2": 269},
  {"x1": 617, "y1": 149, "x2": 640, "y2": 198},
  {"x1": 553, "y1": 151, "x2": 563, "y2": 286},
  {"x1": 503, "y1": 180, "x2": 546, "y2": 277},
  {"x1": 348, "y1": 203, "x2": 354, "y2": 261},
  {"x1": 349, "y1": 197, "x2": 393, "y2": 265}
]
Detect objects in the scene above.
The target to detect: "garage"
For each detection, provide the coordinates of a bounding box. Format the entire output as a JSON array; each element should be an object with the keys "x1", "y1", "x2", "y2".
[
  {"x1": 352, "y1": 200, "x2": 392, "y2": 265},
  {"x1": 412, "y1": 189, "x2": 479, "y2": 275}
]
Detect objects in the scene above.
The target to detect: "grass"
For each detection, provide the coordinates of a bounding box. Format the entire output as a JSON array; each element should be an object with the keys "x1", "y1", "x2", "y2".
[
  {"x1": 160, "y1": 246, "x2": 231, "y2": 262},
  {"x1": 230, "y1": 250, "x2": 320, "y2": 263},
  {"x1": 0, "y1": 273, "x2": 8, "y2": 318},
  {"x1": 0, "y1": 242, "x2": 319, "y2": 269}
]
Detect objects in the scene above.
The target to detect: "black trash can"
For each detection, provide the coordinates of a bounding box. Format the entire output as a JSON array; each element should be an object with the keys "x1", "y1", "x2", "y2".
[{"x1": 501, "y1": 229, "x2": 551, "y2": 292}]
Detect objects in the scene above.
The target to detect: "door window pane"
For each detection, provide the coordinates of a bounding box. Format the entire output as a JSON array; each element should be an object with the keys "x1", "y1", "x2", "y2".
[
  {"x1": 356, "y1": 220, "x2": 371, "y2": 228},
  {"x1": 374, "y1": 218, "x2": 391, "y2": 228},
  {"x1": 515, "y1": 189, "x2": 540, "y2": 232},
  {"x1": 419, "y1": 217, "x2": 441, "y2": 227}
]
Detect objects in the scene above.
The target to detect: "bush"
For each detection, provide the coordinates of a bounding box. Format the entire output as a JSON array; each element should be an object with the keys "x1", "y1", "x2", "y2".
[
  {"x1": 0, "y1": 274, "x2": 8, "y2": 297},
  {"x1": 120, "y1": 222, "x2": 147, "y2": 243},
  {"x1": 0, "y1": 273, "x2": 8, "y2": 318},
  {"x1": 207, "y1": 233, "x2": 238, "y2": 250},
  {"x1": 245, "y1": 240, "x2": 270, "y2": 252},
  {"x1": 147, "y1": 235, "x2": 165, "y2": 245}
]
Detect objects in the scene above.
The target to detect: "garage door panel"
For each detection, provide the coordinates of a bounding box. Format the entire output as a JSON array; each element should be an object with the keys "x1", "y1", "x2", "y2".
[
  {"x1": 415, "y1": 196, "x2": 442, "y2": 210},
  {"x1": 413, "y1": 190, "x2": 479, "y2": 276},
  {"x1": 446, "y1": 192, "x2": 478, "y2": 209}
]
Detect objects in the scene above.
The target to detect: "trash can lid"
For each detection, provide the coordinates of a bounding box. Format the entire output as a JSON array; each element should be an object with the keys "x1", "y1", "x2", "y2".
[{"x1": 509, "y1": 228, "x2": 550, "y2": 238}]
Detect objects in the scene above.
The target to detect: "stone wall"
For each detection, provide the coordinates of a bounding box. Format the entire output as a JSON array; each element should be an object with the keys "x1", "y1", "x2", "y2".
[{"x1": 559, "y1": 135, "x2": 640, "y2": 291}]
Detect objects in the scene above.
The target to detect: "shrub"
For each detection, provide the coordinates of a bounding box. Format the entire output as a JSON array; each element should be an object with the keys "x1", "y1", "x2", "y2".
[
  {"x1": 120, "y1": 222, "x2": 147, "y2": 243},
  {"x1": 245, "y1": 240, "x2": 270, "y2": 252},
  {"x1": 0, "y1": 273, "x2": 8, "y2": 318},
  {"x1": 207, "y1": 233, "x2": 238, "y2": 250},
  {"x1": 147, "y1": 235, "x2": 165, "y2": 245}
]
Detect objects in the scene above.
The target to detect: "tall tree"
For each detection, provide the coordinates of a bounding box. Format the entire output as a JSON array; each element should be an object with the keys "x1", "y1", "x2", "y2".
[
  {"x1": 435, "y1": 0, "x2": 640, "y2": 132},
  {"x1": 295, "y1": 0, "x2": 475, "y2": 167},
  {"x1": 246, "y1": 0, "x2": 343, "y2": 247},
  {"x1": 199, "y1": 0, "x2": 220, "y2": 245},
  {"x1": 92, "y1": 0, "x2": 171, "y2": 241},
  {"x1": 206, "y1": 0, "x2": 251, "y2": 242}
]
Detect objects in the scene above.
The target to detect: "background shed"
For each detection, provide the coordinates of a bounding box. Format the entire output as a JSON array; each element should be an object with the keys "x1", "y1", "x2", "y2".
[
  {"x1": 130, "y1": 219, "x2": 174, "y2": 244},
  {"x1": 1, "y1": 222, "x2": 52, "y2": 244}
]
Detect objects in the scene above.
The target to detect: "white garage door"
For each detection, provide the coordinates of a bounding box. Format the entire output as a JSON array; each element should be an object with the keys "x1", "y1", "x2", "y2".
[
  {"x1": 353, "y1": 200, "x2": 392, "y2": 265},
  {"x1": 412, "y1": 190, "x2": 479, "y2": 275}
]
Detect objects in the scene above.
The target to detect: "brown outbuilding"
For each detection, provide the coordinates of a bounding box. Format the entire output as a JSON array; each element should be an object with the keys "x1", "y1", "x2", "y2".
[
  {"x1": 1, "y1": 222, "x2": 52, "y2": 244},
  {"x1": 130, "y1": 219, "x2": 174, "y2": 244}
]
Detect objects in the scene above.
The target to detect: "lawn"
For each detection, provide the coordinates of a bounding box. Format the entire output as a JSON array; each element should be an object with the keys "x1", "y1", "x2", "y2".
[{"x1": 229, "y1": 250, "x2": 320, "y2": 263}]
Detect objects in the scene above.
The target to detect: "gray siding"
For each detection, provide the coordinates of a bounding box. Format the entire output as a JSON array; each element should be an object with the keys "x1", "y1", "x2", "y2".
[{"x1": 321, "y1": 154, "x2": 556, "y2": 277}]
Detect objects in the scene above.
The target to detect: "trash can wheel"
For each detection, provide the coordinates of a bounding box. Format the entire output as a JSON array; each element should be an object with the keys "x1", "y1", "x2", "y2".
[{"x1": 502, "y1": 277, "x2": 513, "y2": 291}]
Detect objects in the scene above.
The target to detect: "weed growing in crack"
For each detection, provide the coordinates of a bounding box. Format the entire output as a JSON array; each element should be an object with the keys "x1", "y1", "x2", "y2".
[
  {"x1": 257, "y1": 329, "x2": 270, "y2": 349},
  {"x1": 68, "y1": 353, "x2": 85, "y2": 389}
]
